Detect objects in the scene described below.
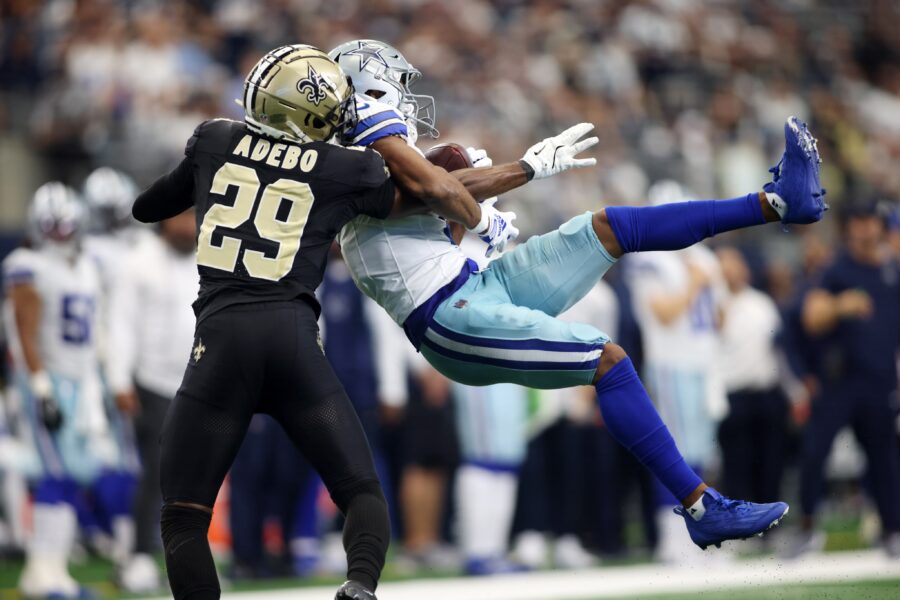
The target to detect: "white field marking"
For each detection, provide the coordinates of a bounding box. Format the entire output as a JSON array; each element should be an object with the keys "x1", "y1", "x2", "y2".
[{"x1": 149, "y1": 550, "x2": 900, "y2": 600}]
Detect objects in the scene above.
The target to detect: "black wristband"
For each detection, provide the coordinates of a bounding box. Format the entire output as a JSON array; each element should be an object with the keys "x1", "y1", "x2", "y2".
[{"x1": 519, "y1": 159, "x2": 535, "y2": 181}]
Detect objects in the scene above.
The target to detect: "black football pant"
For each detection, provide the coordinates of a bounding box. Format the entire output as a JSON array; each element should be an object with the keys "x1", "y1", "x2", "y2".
[
  {"x1": 799, "y1": 379, "x2": 900, "y2": 533},
  {"x1": 718, "y1": 387, "x2": 788, "y2": 504},
  {"x1": 159, "y1": 300, "x2": 389, "y2": 599}
]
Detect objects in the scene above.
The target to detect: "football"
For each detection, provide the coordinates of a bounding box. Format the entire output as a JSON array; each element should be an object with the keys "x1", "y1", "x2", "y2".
[{"x1": 424, "y1": 142, "x2": 473, "y2": 172}]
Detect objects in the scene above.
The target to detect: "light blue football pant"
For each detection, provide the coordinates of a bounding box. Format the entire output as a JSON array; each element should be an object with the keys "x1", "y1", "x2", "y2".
[
  {"x1": 19, "y1": 372, "x2": 117, "y2": 485},
  {"x1": 421, "y1": 212, "x2": 616, "y2": 389}
]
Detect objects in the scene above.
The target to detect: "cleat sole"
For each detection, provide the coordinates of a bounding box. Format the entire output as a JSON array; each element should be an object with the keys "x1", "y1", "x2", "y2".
[{"x1": 696, "y1": 505, "x2": 790, "y2": 550}]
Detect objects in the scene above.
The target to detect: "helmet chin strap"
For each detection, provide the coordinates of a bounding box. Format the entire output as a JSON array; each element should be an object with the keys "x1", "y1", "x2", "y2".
[{"x1": 242, "y1": 112, "x2": 315, "y2": 144}]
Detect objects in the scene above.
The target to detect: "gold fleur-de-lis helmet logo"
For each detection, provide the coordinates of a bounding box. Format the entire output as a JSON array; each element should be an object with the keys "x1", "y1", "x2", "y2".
[{"x1": 297, "y1": 64, "x2": 331, "y2": 106}]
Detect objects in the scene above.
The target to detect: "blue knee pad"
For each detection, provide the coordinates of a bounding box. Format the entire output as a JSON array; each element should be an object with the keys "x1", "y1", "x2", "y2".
[
  {"x1": 34, "y1": 477, "x2": 79, "y2": 505},
  {"x1": 93, "y1": 469, "x2": 137, "y2": 520}
]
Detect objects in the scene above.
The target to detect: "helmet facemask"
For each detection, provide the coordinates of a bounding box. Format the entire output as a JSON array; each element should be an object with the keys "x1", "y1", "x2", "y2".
[
  {"x1": 375, "y1": 63, "x2": 439, "y2": 138},
  {"x1": 330, "y1": 40, "x2": 439, "y2": 139}
]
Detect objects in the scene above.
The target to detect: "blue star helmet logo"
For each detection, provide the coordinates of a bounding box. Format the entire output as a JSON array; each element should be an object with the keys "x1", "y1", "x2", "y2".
[
  {"x1": 343, "y1": 42, "x2": 392, "y2": 72},
  {"x1": 297, "y1": 64, "x2": 330, "y2": 106}
]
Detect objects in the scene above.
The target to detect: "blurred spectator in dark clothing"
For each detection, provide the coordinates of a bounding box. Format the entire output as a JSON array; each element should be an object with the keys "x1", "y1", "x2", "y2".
[
  {"x1": 716, "y1": 247, "x2": 789, "y2": 506},
  {"x1": 229, "y1": 415, "x2": 308, "y2": 579},
  {"x1": 791, "y1": 202, "x2": 900, "y2": 558}
]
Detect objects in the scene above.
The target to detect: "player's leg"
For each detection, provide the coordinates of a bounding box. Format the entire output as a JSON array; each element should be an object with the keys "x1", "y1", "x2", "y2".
[
  {"x1": 852, "y1": 385, "x2": 900, "y2": 541},
  {"x1": 594, "y1": 117, "x2": 825, "y2": 260},
  {"x1": 262, "y1": 301, "x2": 389, "y2": 597},
  {"x1": 795, "y1": 391, "x2": 850, "y2": 541},
  {"x1": 18, "y1": 373, "x2": 89, "y2": 598},
  {"x1": 453, "y1": 382, "x2": 528, "y2": 573},
  {"x1": 424, "y1": 293, "x2": 788, "y2": 549},
  {"x1": 123, "y1": 384, "x2": 168, "y2": 592},
  {"x1": 592, "y1": 343, "x2": 789, "y2": 549},
  {"x1": 159, "y1": 309, "x2": 262, "y2": 600}
]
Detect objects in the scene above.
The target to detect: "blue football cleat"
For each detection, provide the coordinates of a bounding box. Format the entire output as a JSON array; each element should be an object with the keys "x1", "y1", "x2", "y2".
[
  {"x1": 764, "y1": 116, "x2": 827, "y2": 224},
  {"x1": 674, "y1": 488, "x2": 789, "y2": 550}
]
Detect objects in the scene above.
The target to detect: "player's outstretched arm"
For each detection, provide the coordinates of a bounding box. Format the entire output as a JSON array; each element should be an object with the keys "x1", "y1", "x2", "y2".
[
  {"x1": 449, "y1": 122, "x2": 599, "y2": 200},
  {"x1": 133, "y1": 157, "x2": 195, "y2": 223}
]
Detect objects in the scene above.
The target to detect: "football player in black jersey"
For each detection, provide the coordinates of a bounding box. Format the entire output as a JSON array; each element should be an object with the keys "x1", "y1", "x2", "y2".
[{"x1": 131, "y1": 45, "x2": 523, "y2": 600}]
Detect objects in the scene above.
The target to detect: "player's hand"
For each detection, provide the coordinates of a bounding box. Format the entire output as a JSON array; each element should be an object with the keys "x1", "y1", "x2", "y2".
[
  {"x1": 686, "y1": 261, "x2": 711, "y2": 291},
  {"x1": 31, "y1": 372, "x2": 62, "y2": 432},
  {"x1": 115, "y1": 389, "x2": 141, "y2": 416},
  {"x1": 836, "y1": 289, "x2": 873, "y2": 320},
  {"x1": 466, "y1": 147, "x2": 501, "y2": 207},
  {"x1": 38, "y1": 396, "x2": 63, "y2": 432},
  {"x1": 520, "y1": 123, "x2": 598, "y2": 180},
  {"x1": 465, "y1": 147, "x2": 493, "y2": 169},
  {"x1": 468, "y1": 198, "x2": 519, "y2": 257}
]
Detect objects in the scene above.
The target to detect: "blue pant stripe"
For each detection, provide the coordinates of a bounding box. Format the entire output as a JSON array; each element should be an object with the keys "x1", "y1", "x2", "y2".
[
  {"x1": 421, "y1": 336, "x2": 600, "y2": 372},
  {"x1": 428, "y1": 318, "x2": 605, "y2": 353}
]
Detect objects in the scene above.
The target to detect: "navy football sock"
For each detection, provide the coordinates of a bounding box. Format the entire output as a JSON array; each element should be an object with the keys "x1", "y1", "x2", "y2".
[
  {"x1": 594, "y1": 358, "x2": 703, "y2": 502},
  {"x1": 605, "y1": 193, "x2": 765, "y2": 253}
]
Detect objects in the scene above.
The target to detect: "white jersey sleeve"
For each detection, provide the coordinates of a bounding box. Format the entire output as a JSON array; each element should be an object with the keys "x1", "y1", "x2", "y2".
[
  {"x1": 345, "y1": 94, "x2": 410, "y2": 146},
  {"x1": 2, "y1": 248, "x2": 40, "y2": 290}
]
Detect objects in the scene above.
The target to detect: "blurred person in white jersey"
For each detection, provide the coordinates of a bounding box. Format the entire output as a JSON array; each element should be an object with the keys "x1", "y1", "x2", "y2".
[
  {"x1": 3, "y1": 183, "x2": 118, "y2": 598},
  {"x1": 624, "y1": 181, "x2": 728, "y2": 563},
  {"x1": 105, "y1": 208, "x2": 198, "y2": 592},
  {"x1": 79, "y1": 166, "x2": 147, "y2": 575},
  {"x1": 331, "y1": 39, "x2": 824, "y2": 552}
]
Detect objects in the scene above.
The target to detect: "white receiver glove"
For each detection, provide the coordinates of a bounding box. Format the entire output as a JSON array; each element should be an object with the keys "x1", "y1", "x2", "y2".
[
  {"x1": 520, "y1": 123, "x2": 598, "y2": 180},
  {"x1": 467, "y1": 198, "x2": 519, "y2": 257},
  {"x1": 465, "y1": 146, "x2": 493, "y2": 169}
]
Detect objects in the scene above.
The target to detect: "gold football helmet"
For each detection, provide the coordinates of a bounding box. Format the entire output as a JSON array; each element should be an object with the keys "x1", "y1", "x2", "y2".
[{"x1": 240, "y1": 44, "x2": 357, "y2": 143}]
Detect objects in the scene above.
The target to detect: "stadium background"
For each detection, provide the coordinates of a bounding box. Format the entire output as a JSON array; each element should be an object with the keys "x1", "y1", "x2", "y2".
[{"x1": 1, "y1": 0, "x2": 899, "y2": 598}]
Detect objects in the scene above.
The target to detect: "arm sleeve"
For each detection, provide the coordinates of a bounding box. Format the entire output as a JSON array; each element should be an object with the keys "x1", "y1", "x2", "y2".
[{"x1": 132, "y1": 157, "x2": 195, "y2": 223}]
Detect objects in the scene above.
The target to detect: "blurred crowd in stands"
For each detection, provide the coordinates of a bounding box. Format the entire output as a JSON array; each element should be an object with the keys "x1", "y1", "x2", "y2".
[{"x1": 0, "y1": 0, "x2": 898, "y2": 591}]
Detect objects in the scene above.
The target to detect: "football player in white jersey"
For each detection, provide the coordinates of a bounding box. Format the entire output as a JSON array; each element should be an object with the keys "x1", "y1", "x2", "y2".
[
  {"x1": 3, "y1": 183, "x2": 117, "y2": 598},
  {"x1": 81, "y1": 167, "x2": 144, "y2": 574},
  {"x1": 330, "y1": 39, "x2": 827, "y2": 551}
]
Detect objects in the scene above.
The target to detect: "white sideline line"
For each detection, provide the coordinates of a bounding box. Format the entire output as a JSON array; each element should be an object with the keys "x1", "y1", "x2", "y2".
[{"x1": 153, "y1": 551, "x2": 900, "y2": 599}]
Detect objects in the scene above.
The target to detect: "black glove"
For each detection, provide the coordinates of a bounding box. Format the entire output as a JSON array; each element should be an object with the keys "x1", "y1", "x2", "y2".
[
  {"x1": 31, "y1": 372, "x2": 63, "y2": 432},
  {"x1": 37, "y1": 395, "x2": 64, "y2": 432}
]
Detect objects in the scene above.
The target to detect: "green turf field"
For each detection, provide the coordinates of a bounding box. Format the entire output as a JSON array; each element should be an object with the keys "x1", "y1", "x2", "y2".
[{"x1": 594, "y1": 579, "x2": 900, "y2": 600}]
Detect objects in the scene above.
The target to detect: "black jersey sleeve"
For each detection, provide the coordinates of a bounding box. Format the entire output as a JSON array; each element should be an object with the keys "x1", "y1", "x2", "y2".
[
  {"x1": 132, "y1": 156, "x2": 195, "y2": 223},
  {"x1": 321, "y1": 146, "x2": 396, "y2": 219},
  {"x1": 132, "y1": 121, "x2": 211, "y2": 223},
  {"x1": 355, "y1": 156, "x2": 396, "y2": 219}
]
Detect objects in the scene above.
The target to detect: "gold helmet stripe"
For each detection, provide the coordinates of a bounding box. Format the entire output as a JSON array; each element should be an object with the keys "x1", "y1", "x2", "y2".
[{"x1": 246, "y1": 45, "x2": 297, "y2": 110}]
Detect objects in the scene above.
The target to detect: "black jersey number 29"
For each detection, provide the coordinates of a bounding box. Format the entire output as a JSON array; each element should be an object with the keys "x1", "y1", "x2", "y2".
[{"x1": 196, "y1": 162, "x2": 314, "y2": 281}]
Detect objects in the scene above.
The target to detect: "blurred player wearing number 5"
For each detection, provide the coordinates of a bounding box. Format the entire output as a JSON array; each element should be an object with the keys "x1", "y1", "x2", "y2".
[
  {"x1": 331, "y1": 39, "x2": 828, "y2": 553},
  {"x1": 3, "y1": 184, "x2": 119, "y2": 598},
  {"x1": 131, "y1": 45, "x2": 532, "y2": 600}
]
